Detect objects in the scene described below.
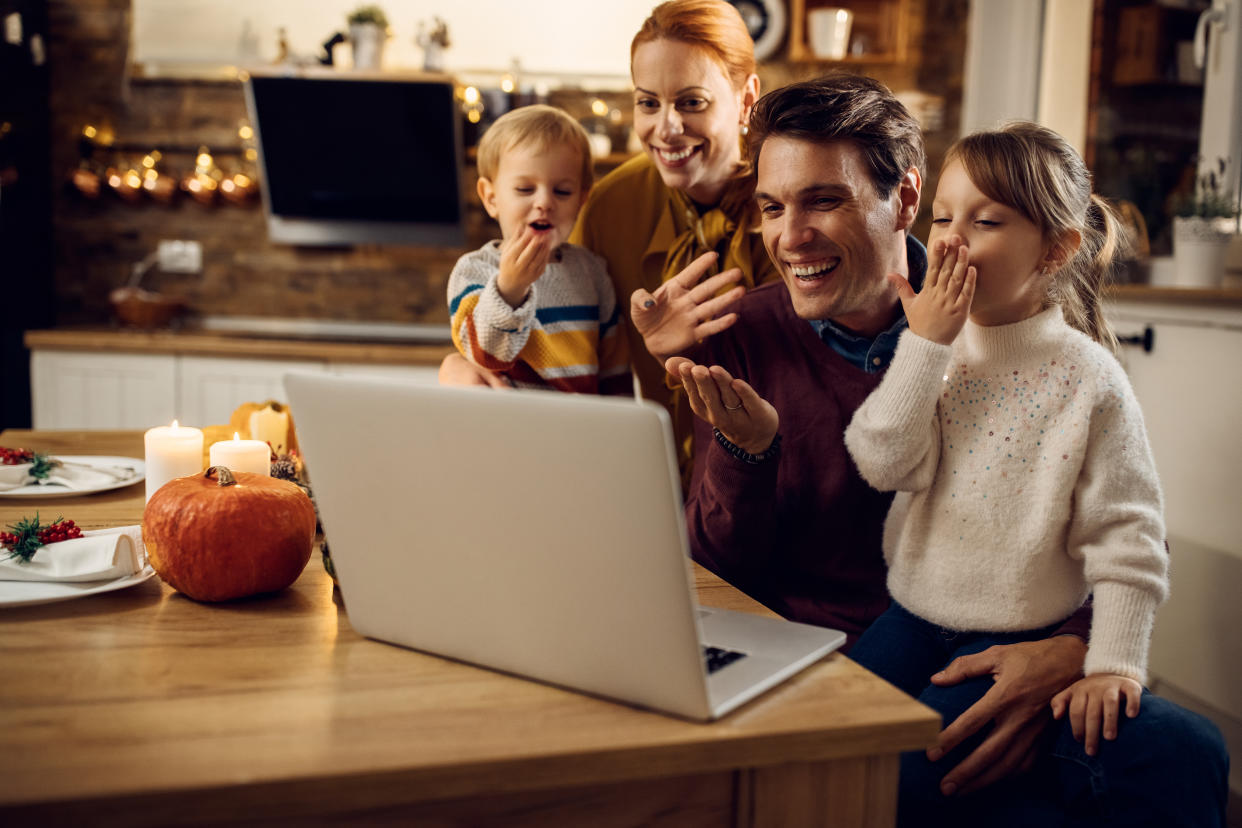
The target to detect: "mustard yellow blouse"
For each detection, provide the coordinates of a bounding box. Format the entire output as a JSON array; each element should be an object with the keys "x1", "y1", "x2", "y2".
[{"x1": 570, "y1": 153, "x2": 781, "y2": 476}]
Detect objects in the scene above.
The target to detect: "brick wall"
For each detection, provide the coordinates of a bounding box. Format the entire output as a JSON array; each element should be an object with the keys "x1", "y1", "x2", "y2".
[{"x1": 49, "y1": 0, "x2": 484, "y2": 327}]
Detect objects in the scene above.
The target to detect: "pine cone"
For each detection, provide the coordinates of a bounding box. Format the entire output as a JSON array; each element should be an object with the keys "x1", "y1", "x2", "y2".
[{"x1": 271, "y1": 456, "x2": 299, "y2": 482}]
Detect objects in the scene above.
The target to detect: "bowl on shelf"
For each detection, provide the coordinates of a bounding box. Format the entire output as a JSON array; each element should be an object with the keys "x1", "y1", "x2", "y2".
[{"x1": 109, "y1": 287, "x2": 185, "y2": 329}]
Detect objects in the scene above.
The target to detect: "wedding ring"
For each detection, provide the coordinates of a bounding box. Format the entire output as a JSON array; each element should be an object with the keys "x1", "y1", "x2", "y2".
[{"x1": 724, "y1": 402, "x2": 744, "y2": 411}]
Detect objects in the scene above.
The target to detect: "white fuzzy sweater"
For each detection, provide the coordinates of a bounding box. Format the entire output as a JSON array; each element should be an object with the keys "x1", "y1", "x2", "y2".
[{"x1": 845, "y1": 307, "x2": 1168, "y2": 682}]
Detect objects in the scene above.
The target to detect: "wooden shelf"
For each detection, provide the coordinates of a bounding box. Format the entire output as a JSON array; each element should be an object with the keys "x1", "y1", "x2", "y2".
[{"x1": 788, "y1": 0, "x2": 916, "y2": 65}]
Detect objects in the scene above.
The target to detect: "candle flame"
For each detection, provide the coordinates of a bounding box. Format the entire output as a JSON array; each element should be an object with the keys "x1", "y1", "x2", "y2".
[
  {"x1": 233, "y1": 432, "x2": 242, "y2": 441},
  {"x1": 171, "y1": 420, "x2": 179, "y2": 429}
]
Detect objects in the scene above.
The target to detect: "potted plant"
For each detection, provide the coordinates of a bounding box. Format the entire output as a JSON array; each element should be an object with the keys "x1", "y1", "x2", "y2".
[
  {"x1": 347, "y1": 5, "x2": 390, "y2": 71},
  {"x1": 1171, "y1": 157, "x2": 1240, "y2": 288}
]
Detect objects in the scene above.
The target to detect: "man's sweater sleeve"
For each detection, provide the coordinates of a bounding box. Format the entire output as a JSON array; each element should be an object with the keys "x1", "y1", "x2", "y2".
[
  {"x1": 844, "y1": 330, "x2": 952, "y2": 493},
  {"x1": 685, "y1": 414, "x2": 783, "y2": 583}
]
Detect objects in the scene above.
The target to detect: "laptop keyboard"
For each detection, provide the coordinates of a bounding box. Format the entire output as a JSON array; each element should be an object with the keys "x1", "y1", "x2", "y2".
[{"x1": 703, "y1": 645, "x2": 747, "y2": 674}]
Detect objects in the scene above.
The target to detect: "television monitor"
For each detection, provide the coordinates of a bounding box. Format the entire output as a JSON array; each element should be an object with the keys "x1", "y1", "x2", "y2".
[{"x1": 244, "y1": 74, "x2": 466, "y2": 247}]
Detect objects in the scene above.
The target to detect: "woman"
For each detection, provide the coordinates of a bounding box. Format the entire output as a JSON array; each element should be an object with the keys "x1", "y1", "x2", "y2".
[{"x1": 442, "y1": 0, "x2": 777, "y2": 471}]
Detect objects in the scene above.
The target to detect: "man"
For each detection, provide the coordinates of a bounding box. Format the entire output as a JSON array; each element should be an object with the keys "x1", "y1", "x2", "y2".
[{"x1": 663, "y1": 74, "x2": 1228, "y2": 826}]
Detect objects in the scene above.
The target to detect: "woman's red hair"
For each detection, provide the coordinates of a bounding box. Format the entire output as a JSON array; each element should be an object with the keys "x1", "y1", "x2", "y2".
[{"x1": 631, "y1": 0, "x2": 756, "y2": 90}]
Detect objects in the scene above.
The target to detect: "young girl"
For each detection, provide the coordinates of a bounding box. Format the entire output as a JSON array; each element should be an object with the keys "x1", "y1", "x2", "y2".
[{"x1": 844, "y1": 122, "x2": 1168, "y2": 785}]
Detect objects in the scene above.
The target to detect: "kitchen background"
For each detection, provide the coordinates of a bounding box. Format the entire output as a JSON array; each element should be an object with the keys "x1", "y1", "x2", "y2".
[
  {"x1": 41, "y1": 0, "x2": 961, "y2": 330},
  {"x1": 3, "y1": 0, "x2": 1240, "y2": 812}
]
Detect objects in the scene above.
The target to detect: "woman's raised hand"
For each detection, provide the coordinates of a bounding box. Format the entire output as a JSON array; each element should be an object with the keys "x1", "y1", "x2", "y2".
[
  {"x1": 891, "y1": 235, "x2": 976, "y2": 346},
  {"x1": 666, "y1": 357, "x2": 778, "y2": 456},
  {"x1": 630, "y1": 252, "x2": 746, "y2": 364}
]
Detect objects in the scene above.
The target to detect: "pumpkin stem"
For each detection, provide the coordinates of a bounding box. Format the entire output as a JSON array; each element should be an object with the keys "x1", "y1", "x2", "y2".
[{"x1": 204, "y1": 465, "x2": 238, "y2": 487}]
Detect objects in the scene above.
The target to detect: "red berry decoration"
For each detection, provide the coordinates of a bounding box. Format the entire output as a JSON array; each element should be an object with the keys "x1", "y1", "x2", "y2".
[
  {"x1": 0, "y1": 446, "x2": 34, "y2": 465},
  {"x1": 0, "y1": 446, "x2": 55, "y2": 479},
  {"x1": 1, "y1": 514, "x2": 83, "y2": 562}
]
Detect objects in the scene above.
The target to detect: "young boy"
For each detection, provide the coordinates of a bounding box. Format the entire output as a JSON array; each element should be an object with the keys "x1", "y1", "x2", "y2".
[{"x1": 448, "y1": 105, "x2": 631, "y2": 395}]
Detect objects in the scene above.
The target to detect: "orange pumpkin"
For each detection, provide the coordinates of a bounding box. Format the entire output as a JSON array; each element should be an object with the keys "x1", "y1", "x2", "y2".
[{"x1": 143, "y1": 466, "x2": 316, "y2": 602}]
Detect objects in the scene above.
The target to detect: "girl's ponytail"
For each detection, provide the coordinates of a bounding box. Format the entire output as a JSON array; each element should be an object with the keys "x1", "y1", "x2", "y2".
[{"x1": 1054, "y1": 194, "x2": 1129, "y2": 353}]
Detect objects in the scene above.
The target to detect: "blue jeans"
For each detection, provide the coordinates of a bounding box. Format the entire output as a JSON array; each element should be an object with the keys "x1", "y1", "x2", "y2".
[{"x1": 850, "y1": 602, "x2": 1230, "y2": 827}]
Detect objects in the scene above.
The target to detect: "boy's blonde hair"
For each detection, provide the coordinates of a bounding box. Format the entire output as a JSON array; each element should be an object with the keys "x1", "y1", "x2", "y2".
[
  {"x1": 946, "y1": 121, "x2": 1129, "y2": 352},
  {"x1": 476, "y1": 104, "x2": 594, "y2": 190}
]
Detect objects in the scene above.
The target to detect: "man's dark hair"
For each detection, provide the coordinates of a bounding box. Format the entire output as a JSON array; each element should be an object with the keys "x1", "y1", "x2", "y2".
[{"x1": 748, "y1": 72, "x2": 925, "y2": 198}]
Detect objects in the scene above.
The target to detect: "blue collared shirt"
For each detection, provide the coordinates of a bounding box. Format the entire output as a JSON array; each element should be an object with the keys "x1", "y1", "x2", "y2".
[{"x1": 809, "y1": 236, "x2": 928, "y2": 373}]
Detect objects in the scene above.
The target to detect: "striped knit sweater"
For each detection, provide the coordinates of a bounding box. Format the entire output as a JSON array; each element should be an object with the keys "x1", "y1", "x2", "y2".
[
  {"x1": 448, "y1": 241, "x2": 631, "y2": 395},
  {"x1": 844, "y1": 307, "x2": 1168, "y2": 682}
]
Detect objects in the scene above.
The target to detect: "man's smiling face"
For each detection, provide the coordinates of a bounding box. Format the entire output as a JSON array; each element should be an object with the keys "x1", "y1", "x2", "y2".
[{"x1": 754, "y1": 136, "x2": 916, "y2": 335}]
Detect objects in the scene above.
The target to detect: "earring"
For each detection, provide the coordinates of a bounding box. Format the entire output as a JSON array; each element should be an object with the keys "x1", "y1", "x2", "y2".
[{"x1": 739, "y1": 123, "x2": 749, "y2": 136}]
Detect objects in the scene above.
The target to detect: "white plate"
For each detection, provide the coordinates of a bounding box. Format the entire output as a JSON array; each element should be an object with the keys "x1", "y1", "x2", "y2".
[
  {"x1": 0, "y1": 456, "x2": 145, "y2": 497},
  {"x1": 0, "y1": 564, "x2": 157, "y2": 608}
]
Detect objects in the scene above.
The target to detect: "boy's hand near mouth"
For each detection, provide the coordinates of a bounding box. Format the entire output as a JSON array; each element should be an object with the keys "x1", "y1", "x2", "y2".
[{"x1": 496, "y1": 224, "x2": 556, "y2": 308}]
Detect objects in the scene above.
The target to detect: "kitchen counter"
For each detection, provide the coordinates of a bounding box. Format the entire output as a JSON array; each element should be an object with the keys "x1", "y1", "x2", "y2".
[
  {"x1": 1108, "y1": 284, "x2": 1242, "y2": 307},
  {"x1": 23, "y1": 284, "x2": 1242, "y2": 372},
  {"x1": 24, "y1": 325, "x2": 456, "y2": 367},
  {"x1": 25, "y1": 325, "x2": 456, "y2": 430}
]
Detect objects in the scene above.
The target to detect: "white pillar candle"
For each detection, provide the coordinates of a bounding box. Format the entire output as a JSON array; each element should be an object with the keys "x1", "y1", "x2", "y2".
[
  {"x1": 144, "y1": 421, "x2": 204, "y2": 502},
  {"x1": 248, "y1": 405, "x2": 290, "y2": 455},
  {"x1": 209, "y1": 433, "x2": 271, "y2": 477}
]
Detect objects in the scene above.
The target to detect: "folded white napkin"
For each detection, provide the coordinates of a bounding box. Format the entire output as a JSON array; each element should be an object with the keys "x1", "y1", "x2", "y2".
[
  {"x1": 43, "y1": 462, "x2": 137, "y2": 490},
  {"x1": 0, "y1": 459, "x2": 137, "y2": 492},
  {"x1": 0, "y1": 525, "x2": 146, "y2": 582},
  {"x1": 0, "y1": 463, "x2": 31, "y2": 491}
]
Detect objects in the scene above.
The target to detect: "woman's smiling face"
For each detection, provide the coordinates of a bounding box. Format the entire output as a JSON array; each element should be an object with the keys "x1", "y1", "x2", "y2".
[{"x1": 631, "y1": 38, "x2": 757, "y2": 206}]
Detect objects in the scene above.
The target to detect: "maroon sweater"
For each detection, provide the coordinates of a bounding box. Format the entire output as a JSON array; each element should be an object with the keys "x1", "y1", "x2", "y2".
[{"x1": 685, "y1": 282, "x2": 894, "y2": 646}]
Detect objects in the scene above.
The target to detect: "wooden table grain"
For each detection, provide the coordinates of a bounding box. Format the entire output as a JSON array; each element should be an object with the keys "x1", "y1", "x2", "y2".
[{"x1": 0, "y1": 430, "x2": 939, "y2": 828}]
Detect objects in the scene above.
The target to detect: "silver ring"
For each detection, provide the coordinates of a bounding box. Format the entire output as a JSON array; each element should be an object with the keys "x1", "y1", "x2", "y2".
[{"x1": 723, "y1": 402, "x2": 744, "y2": 411}]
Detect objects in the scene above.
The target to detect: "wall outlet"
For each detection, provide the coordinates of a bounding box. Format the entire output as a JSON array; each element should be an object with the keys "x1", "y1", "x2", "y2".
[{"x1": 157, "y1": 240, "x2": 202, "y2": 274}]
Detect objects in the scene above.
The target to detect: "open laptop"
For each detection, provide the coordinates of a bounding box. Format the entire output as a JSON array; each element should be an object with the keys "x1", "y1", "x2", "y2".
[{"x1": 284, "y1": 373, "x2": 845, "y2": 721}]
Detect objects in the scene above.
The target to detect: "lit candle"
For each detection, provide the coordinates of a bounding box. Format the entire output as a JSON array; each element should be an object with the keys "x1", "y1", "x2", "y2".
[
  {"x1": 144, "y1": 421, "x2": 204, "y2": 502},
  {"x1": 209, "y1": 433, "x2": 271, "y2": 477},
  {"x1": 248, "y1": 405, "x2": 290, "y2": 455}
]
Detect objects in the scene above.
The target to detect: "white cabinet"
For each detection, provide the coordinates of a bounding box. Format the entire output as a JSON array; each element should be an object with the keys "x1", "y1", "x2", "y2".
[
  {"x1": 178, "y1": 355, "x2": 327, "y2": 427},
  {"x1": 1107, "y1": 298, "x2": 1242, "y2": 782},
  {"x1": 1108, "y1": 300, "x2": 1242, "y2": 557},
  {"x1": 30, "y1": 351, "x2": 177, "y2": 429},
  {"x1": 29, "y1": 349, "x2": 442, "y2": 429},
  {"x1": 329, "y1": 362, "x2": 440, "y2": 384}
]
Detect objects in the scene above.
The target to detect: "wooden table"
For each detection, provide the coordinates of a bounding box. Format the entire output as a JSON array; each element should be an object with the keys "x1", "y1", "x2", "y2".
[{"x1": 0, "y1": 430, "x2": 939, "y2": 827}]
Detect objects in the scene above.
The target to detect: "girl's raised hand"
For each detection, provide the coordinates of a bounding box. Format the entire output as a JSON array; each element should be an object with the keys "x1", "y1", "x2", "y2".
[{"x1": 892, "y1": 235, "x2": 976, "y2": 346}]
